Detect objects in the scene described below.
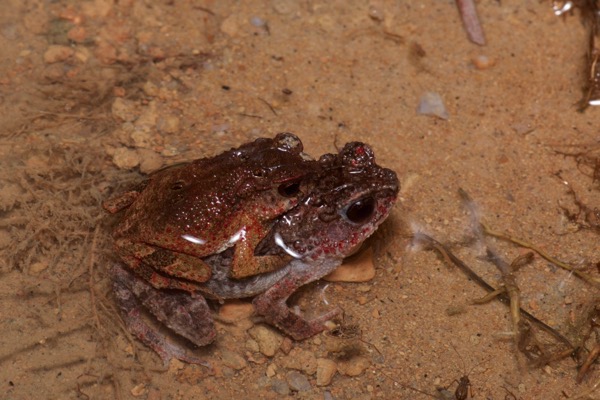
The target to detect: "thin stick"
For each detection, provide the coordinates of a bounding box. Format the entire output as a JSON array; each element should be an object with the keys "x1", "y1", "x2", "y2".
[
  {"x1": 481, "y1": 222, "x2": 600, "y2": 286},
  {"x1": 88, "y1": 226, "x2": 102, "y2": 330},
  {"x1": 414, "y1": 233, "x2": 574, "y2": 350},
  {"x1": 577, "y1": 343, "x2": 600, "y2": 383},
  {"x1": 456, "y1": 0, "x2": 486, "y2": 45}
]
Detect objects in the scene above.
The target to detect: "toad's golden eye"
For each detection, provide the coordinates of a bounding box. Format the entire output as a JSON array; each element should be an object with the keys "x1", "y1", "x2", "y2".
[{"x1": 345, "y1": 197, "x2": 375, "y2": 224}]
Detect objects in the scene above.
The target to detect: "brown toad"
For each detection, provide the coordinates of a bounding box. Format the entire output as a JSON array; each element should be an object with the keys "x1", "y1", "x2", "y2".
[
  {"x1": 107, "y1": 138, "x2": 399, "y2": 365},
  {"x1": 103, "y1": 133, "x2": 318, "y2": 292}
]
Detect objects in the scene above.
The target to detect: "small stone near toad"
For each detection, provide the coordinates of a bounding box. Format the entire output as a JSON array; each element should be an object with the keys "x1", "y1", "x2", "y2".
[
  {"x1": 472, "y1": 54, "x2": 494, "y2": 70},
  {"x1": 167, "y1": 358, "x2": 185, "y2": 373},
  {"x1": 137, "y1": 149, "x2": 163, "y2": 174},
  {"x1": 113, "y1": 147, "x2": 141, "y2": 169},
  {"x1": 271, "y1": 378, "x2": 290, "y2": 395},
  {"x1": 130, "y1": 383, "x2": 146, "y2": 397},
  {"x1": 316, "y1": 358, "x2": 337, "y2": 386},
  {"x1": 248, "y1": 325, "x2": 283, "y2": 357},
  {"x1": 67, "y1": 26, "x2": 87, "y2": 43},
  {"x1": 143, "y1": 81, "x2": 159, "y2": 97},
  {"x1": 220, "y1": 350, "x2": 247, "y2": 370},
  {"x1": 220, "y1": 15, "x2": 239, "y2": 37},
  {"x1": 29, "y1": 261, "x2": 49, "y2": 275},
  {"x1": 43, "y1": 45, "x2": 74, "y2": 64},
  {"x1": 157, "y1": 115, "x2": 180, "y2": 134},
  {"x1": 130, "y1": 129, "x2": 153, "y2": 149},
  {"x1": 266, "y1": 363, "x2": 277, "y2": 377},
  {"x1": 286, "y1": 371, "x2": 312, "y2": 392},
  {"x1": 112, "y1": 98, "x2": 137, "y2": 122},
  {"x1": 416, "y1": 92, "x2": 449, "y2": 120},
  {"x1": 280, "y1": 337, "x2": 293, "y2": 354},
  {"x1": 338, "y1": 356, "x2": 371, "y2": 377},
  {"x1": 245, "y1": 338, "x2": 260, "y2": 353},
  {"x1": 250, "y1": 16, "x2": 266, "y2": 27},
  {"x1": 219, "y1": 300, "x2": 255, "y2": 322},
  {"x1": 368, "y1": 4, "x2": 385, "y2": 21},
  {"x1": 280, "y1": 348, "x2": 317, "y2": 375},
  {"x1": 324, "y1": 247, "x2": 375, "y2": 282},
  {"x1": 135, "y1": 101, "x2": 157, "y2": 129},
  {"x1": 445, "y1": 304, "x2": 466, "y2": 316}
]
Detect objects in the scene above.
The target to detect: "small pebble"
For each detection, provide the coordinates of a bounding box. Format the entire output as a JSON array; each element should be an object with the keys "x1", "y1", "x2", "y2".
[
  {"x1": 67, "y1": 26, "x2": 87, "y2": 43},
  {"x1": 280, "y1": 337, "x2": 293, "y2": 354},
  {"x1": 271, "y1": 378, "x2": 289, "y2": 395},
  {"x1": 280, "y1": 348, "x2": 317, "y2": 375},
  {"x1": 250, "y1": 16, "x2": 266, "y2": 27},
  {"x1": 220, "y1": 350, "x2": 247, "y2": 370},
  {"x1": 469, "y1": 334, "x2": 480, "y2": 345},
  {"x1": 324, "y1": 247, "x2": 375, "y2": 282},
  {"x1": 157, "y1": 115, "x2": 180, "y2": 134},
  {"x1": 43, "y1": 45, "x2": 74, "y2": 64},
  {"x1": 245, "y1": 339, "x2": 260, "y2": 353},
  {"x1": 29, "y1": 261, "x2": 49, "y2": 275},
  {"x1": 368, "y1": 4, "x2": 385, "y2": 21},
  {"x1": 112, "y1": 147, "x2": 141, "y2": 169},
  {"x1": 286, "y1": 370, "x2": 312, "y2": 392},
  {"x1": 338, "y1": 356, "x2": 370, "y2": 377},
  {"x1": 416, "y1": 92, "x2": 449, "y2": 120},
  {"x1": 112, "y1": 98, "x2": 138, "y2": 122},
  {"x1": 266, "y1": 363, "x2": 277, "y2": 377},
  {"x1": 137, "y1": 149, "x2": 163, "y2": 174},
  {"x1": 248, "y1": 325, "x2": 283, "y2": 357},
  {"x1": 143, "y1": 81, "x2": 159, "y2": 97},
  {"x1": 316, "y1": 358, "x2": 337, "y2": 386},
  {"x1": 130, "y1": 383, "x2": 146, "y2": 397},
  {"x1": 220, "y1": 15, "x2": 239, "y2": 37},
  {"x1": 471, "y1": 54, "x2": 494, "y2": 70},
  {"x1": 219, "y1": 300, "x2": 255, "y2": 322}
]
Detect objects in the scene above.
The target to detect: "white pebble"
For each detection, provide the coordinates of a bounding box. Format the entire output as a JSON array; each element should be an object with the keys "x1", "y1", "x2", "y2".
[{"x1": 416, "y1": 92, "x2": 449, "y2": 120}]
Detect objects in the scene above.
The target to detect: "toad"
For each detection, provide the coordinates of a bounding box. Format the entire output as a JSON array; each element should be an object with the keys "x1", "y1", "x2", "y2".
[
  {"x1": 103, "y1": 133, "x2": 318, "y2": 293},
  {"x1": 107, "y1": 137, "x2": 399, "y2": 365}
]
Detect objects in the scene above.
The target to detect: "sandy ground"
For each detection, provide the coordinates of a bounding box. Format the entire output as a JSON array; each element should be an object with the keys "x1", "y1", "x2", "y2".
[{"x1": 2, "y1": 0, "x2": 600, "y2": 399}]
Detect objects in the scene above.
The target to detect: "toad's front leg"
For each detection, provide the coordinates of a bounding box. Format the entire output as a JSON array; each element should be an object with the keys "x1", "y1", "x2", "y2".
[{"x1": 252, "y1": 258, "x2": 342, "y2": 340}]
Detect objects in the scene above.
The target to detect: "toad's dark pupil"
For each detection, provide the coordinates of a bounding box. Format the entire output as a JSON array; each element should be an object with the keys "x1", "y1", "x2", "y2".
[
  {"x1": 278, "y1": 181, "x2": 301, "y2": 197},
  {"x1": 346, "y1": 197, "x2": 375, "y2": 223}
]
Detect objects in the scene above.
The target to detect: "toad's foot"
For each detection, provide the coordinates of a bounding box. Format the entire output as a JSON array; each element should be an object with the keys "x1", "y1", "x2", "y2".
[
  {"x1": 112, "y1": 265, "x2": 214, "y2": 367},
  {"x1": 252, "y1": 258, "x2": 342, "y2": 340}
]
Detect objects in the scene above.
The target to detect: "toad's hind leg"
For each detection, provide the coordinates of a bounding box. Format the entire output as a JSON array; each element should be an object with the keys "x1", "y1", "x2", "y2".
[
  {"x1": 115, "y1": 239, "x2": 212, "y2": 289},
  {"x1": 112, "y1": 264, "x2": 215, "y2": 367}
]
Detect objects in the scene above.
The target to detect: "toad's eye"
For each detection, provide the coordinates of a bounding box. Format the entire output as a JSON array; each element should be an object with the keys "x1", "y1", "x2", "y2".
[
  {"x1": 278, "y1": 180, "x2": 301, "y2": 197},
  {"x1": 345, "y1": 197, "x2": 375, "y2": 223}
]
